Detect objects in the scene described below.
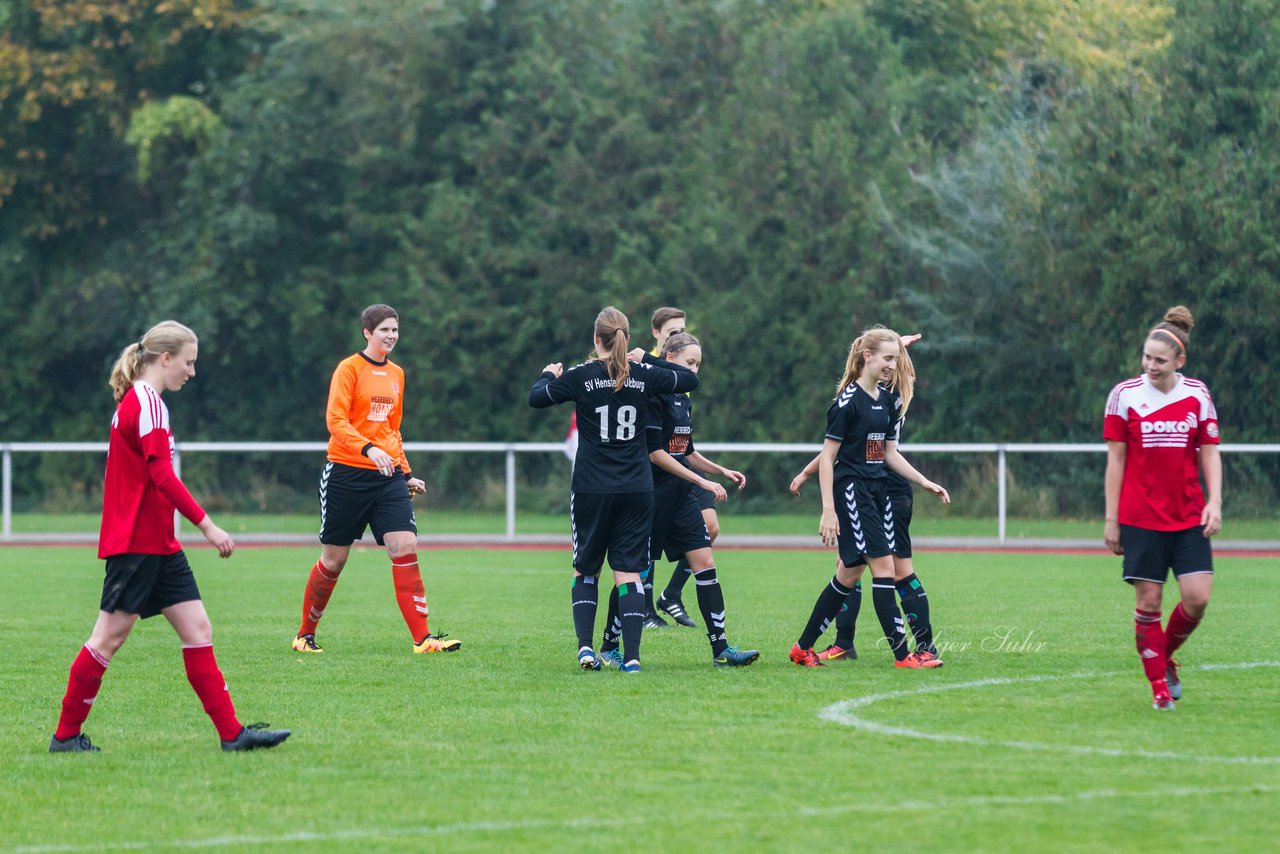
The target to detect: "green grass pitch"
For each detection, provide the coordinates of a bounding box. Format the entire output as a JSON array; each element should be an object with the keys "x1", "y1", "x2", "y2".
[{"x1": 2, "y1": 545, "x2": 1278, "y2": 852}]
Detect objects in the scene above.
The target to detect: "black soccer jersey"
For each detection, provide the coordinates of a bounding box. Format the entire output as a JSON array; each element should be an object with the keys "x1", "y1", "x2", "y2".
[
  {"x1": 529, "y1": 358, "x2": 698, "y2": 493},
  {"x1": 825, "y1": 381, "x2": 903, "y2": 481},
  {"x1": 646, "y1": 391, "x2": 696, "y2": 487}
]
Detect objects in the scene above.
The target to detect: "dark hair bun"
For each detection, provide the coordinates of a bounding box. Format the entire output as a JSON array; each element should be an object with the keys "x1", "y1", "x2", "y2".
[
  {"x1": 1163, "y1": 305, "x2": 1195, "y2": 334},
  {"x1": 661, "y1": 331, "x2": 701, "y2": 357}
]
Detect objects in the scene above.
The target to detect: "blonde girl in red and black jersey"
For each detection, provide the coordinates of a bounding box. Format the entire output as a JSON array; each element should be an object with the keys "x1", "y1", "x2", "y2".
[
  {"x1": 529, "y1": 307, "x2": 699, "y2": 673},
  {"x1": 1104, "y1": 306, "x2": 1221, "y2": 711},
  {"x1": 789, "y1": 333, "x2": 941, "y2": 665},
  {"x1": 789, "y1": 328, "x2": 950, "y2": 668},
  {"x1": 291, "y1": 304, "x2": 456, "y2": 656},
  {"x1": 49, "y1": 321, "x2": 289, "y2": 753}
]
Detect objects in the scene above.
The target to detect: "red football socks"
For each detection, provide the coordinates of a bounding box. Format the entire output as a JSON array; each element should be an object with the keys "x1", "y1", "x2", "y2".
[
  {"x1": 392, "y1": 555, "x2": 430, "y2": 641},
  {"x1": 1165, "y1": 602, "x2": 1202, "y2": 657},
  {"x1": 1134, "y1": 608, "x2": 1167, "y2": 685},
  {"x1": 54, "y1": 645, "x2": 109, "y2": 741},
  {"x1": 182, "y1": 644, "x2": 242, "y2": 741},
  {"x1": 299, "y1": 559, "x2": 340, "y2": 637}
]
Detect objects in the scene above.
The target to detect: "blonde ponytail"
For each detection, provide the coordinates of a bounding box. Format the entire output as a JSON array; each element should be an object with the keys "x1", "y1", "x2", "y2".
[
  {"x1": 836, "y1": 327, "x2": 913, "y2": 414},
  {"x1": 892, "y1": 338, "x2": 915, "y2": 416},
  {"x1": 594, "y1": 306, "x2": 631, "y2": 392},
  {"x1": 108, "y1": 321, "x2": 198, "y2": 401}
]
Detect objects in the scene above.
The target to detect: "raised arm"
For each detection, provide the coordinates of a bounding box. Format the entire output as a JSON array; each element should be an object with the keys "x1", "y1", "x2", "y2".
[
  {"x1": 528, "y1": 363, "x2": 568, "y2": 408},
  {"x1": 633, "y1": 350, "x2": 700, "y2": 395}
]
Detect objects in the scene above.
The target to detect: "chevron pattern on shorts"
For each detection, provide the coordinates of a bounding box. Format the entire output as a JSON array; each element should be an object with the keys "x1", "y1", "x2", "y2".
[{"x1": 844, "y1": 482, "x2": 865, "y2": 554}]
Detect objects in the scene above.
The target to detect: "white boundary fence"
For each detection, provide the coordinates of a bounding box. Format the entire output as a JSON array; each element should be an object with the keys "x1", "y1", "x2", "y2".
[{"x1": 2, "y1": 442, "x2": 1278, "y2": 544}]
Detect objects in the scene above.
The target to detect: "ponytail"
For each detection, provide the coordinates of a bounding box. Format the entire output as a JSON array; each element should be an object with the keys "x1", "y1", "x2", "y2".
[
  {"x1": 109, "y1": 343, "x2": 148, "y2": 402},
  {"x1": 594, "y1": 306, "x2": 631, "y2": 392},
  {"x1": 837, "y1": 326, "x2": 913, "y2": 415},
  {"x1": 108, "y1": 320, "x2": 198, "y2": 401},
  {"x1": 892, "y1": 339, "x2": 915, "y2": 416},
  {"x1": 835, "y1": 337, "x2": 864, "y2": 397}
]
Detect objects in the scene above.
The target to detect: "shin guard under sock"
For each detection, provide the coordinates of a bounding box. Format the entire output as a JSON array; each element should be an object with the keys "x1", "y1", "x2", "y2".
[
  {"x1": 693, "y1": 567, "x2": 728, "y2": 656},
  {"x1": 299, "y1": 559, "x2": 340, "y2": 637},
  {"x1": 872, "y1": 581, "x2": 909, "y2": 661},
  {"x1": 54, "y1": 645, "x2": 108, "y2": 741},
  {"x1": 833, "y1": 581, "x2": 862, "y2": 649},
  {"x1": 183, "y1": 644, "x2": 242, "y2": 741},
  {"x1": 1135, "y1": 609, "x2": 1167, "y2": 685},
  {"x1": 1164, "y1": 602, "x2": 1201, "y2": 658},
  {"x1": 601, "y1": 585, "x2": 621, "y2": 651},
  {"x1": 618, "y1": 583, "x2": 646, "y2": 664},
  {"x1": 798, "y1": 576, "x2": 853, "y2": 650},
  {"x1": 571, "y1": 575, "x2": 599, "y2": 649},
  {"x1": 895, "y1": 573, "x2": 934, "y2": 653},
  {"x1": 391, "y1": 555, "x2": 430, "y2": 641}
]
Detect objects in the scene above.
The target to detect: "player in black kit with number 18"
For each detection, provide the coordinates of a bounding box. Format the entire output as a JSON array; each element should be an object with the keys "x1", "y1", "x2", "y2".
[
  {"x1": 597, "y1": 333, "x2": 759, "y2": 668},
  {"x1": 529, "y1": 307, "x2": 699, "y2": 673}
]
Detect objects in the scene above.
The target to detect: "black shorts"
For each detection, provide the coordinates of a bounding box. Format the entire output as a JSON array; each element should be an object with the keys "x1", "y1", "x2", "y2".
[
  {"x1": 319, "y1": 461, "x2": 417, "y2": 546},
  {"x1": 835, "y1": 477, "x2": 896, "y2": 566},
  {"x1": 846, "y1": 484, "x2": 913, "y2": 567},
  {"x1": 692, "y1": 484, "x2": 717, "y2": 512},
  {"x1": 650, "y1": 480, "x2": 712, "y2": 563},
  {"x1": 571, "y1": 491, "x2": 654, "y2": 576},
  {"x1": 101, "y1": 551, "x2": 201, "y2": 619},
  {"x1": 1121, "y1": 524, "x2": 1214, "y2": 584}
]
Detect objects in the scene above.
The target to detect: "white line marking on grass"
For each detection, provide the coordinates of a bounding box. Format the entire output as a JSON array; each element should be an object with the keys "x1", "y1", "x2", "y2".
[
  {"x1": 11, "y1": 783, "x2": 1280, "y2": 853},
  {"x1": 797, "y1": 782, "x2": 1280, "y2": 815},
  {"x1": 10, "y1": 816, "x2": 652, "y2": 853},
  {"x1": 819, "y1": 661, "x2": 1280, "y2": 765}
]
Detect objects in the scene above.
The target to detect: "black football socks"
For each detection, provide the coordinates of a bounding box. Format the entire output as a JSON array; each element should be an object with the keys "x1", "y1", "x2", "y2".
[
  {"x1": 618, "y1": 583, "x2": 646, "y2": 664},
  {"x1": 571, "y1": 575, "x2": 599, "y2": 649},
  {"x1": 872, "y1": 581, "x2": 909, "y2": 661},
  {"x1": 833, "y1": 581, "x2": 862, "y2": 649},
  {"x1": 601, "y1": 585, "x2": 621, "y2": 652},
  {"x1": 895, "y1": 573, "x2": 934, "y2": 653},
  {"x1": 798, "y1": 576, "x2": 853, "y2": 650},
  {"x1": 692, "y1": 567, "x2": 728, "y2": 656},
  {"x1": 665, "y1": 557, "x2": 693, "y2": 600}
]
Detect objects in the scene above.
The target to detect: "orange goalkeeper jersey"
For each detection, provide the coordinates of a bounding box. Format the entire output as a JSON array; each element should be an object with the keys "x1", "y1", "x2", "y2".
[{"x1": 326, "y1": 352, "x2": 412, "y2": 474}]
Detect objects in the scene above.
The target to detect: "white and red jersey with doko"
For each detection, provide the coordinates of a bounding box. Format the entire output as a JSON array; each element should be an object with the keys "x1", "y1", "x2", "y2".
[{"x1": 1103, "y1": 374, "x2": 1219, "y2": 531}]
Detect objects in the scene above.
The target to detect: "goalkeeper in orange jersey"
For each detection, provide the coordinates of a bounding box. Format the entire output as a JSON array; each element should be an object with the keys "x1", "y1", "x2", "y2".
[{"x1": 291, "y1": 304, "x2": 461, "y2": 655}]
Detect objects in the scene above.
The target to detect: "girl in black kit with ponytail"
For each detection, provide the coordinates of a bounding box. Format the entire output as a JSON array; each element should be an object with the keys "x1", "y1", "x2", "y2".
[{"x1": 529, "y1": 307, "x2": 698, "y2": 673}]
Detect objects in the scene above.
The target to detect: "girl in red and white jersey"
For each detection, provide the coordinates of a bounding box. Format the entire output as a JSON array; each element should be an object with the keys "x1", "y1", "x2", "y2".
[
  {"x1": 49, "y1": 321, "x2": 289, "y2": 753},
  {"x1": 1103, "y1": 305, "x2": 1221, "y2": 711}
]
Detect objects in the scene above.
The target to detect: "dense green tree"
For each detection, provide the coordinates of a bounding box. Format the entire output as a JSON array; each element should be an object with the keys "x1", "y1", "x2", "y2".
[{"x1": 2, "y1": 0, "x2": 1275, "y2": 518}]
